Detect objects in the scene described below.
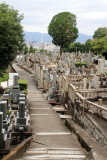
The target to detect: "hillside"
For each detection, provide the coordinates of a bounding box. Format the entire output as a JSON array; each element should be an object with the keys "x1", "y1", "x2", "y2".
[{"x1": 24, "y1": 31, "x2": 92, "y2": 43}]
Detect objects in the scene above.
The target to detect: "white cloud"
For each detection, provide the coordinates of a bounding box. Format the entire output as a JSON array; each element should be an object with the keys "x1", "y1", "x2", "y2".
[
  {"x1": 2, "y1": 0, "x2": 107, "y2": 35},
  {"x1": 78, "y1": 12, "x2": 107, "y2": 21},
  {"x1": 23, "y1": 24, "x2": 48, "y2": 33}
]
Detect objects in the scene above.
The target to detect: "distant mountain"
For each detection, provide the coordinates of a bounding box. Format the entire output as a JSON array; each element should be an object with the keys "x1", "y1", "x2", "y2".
[
  {"x1": 24, "y1": 31, "x2": 92, "y2": 43},
  {"x1": 24, "y1": 32, "x2": 52, "y2": 43},
  {"x1": 76, "y1": 33, "x2": 92, "y2": 43}
]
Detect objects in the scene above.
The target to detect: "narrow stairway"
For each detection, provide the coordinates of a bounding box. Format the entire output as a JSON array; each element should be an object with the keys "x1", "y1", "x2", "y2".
[{"x1": 13, "y1": 63, "x2": 87, "y2": 160}]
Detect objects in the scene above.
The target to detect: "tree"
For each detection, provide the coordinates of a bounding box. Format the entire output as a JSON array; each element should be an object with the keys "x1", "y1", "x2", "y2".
[
  {"x1": 23, "y1": 46, "x2": 29, "y2": 55},
  {"x1": 64, "y1": 42, "x2": 83, "y2": 53},
  {"x1": 92, "y1": 27, "x2": 107, "y2": 59},
  {"x1": 102, "y1": 36, "x2": 107, "y2": 59},
  {"x1": 29, "y1": 46, "x2": 34, "y2": 53},
  {"x1": 84, "y1": 39, "x2": 93, "y2": 52},
  {"x1": 73, "y1": 42, "x2": 82, "y2": 52},
  {"x1": 0, "y1": 3, "x2": 24, "y2": 71},
  {"x1": 48, "y1": 12, "x2": 78, "y2": 55},
  {"x1": 93, "y1": 27, "x2": 107, "y2": 39},
  {"x1": 92, "y1": 39, "x2": 104, "y2": 55}
]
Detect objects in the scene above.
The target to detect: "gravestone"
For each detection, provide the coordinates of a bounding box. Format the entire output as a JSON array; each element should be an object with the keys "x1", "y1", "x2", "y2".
[
  {"x1": 83, "y1": 78, "x2": 87, "y2": 89},
  {"x1": 98, "y1": 59, "x2": 105, "y2": 74},
  {"x1": 0, "y1": 101, "x2": 7, "y2": 120},
  {"x1": 0, "y1": 112, "x2": 3, "y2": 133},
  {"x1": 11, "y1": 75, "x2": 20, "y2": 103},
  {"x1": 15, "y1": 101, "x2": 28, "y2": 132},
  {"x1": 45, "y1": 69, "x2": 49, "y2": 80},
  {"x1": 19, "y1": 101, "x2": 26, "y2": 118},
  {"x1": 52, "y1": 71, "x2": 57, "y2": 88},
  {"x1": 0, "y1": 112, "x2": 7, "y2": 149}
]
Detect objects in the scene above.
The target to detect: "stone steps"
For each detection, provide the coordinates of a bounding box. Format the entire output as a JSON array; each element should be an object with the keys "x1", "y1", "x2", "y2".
[{"x1": 16, "y1": 148, "x2": 86, "y2": 160}]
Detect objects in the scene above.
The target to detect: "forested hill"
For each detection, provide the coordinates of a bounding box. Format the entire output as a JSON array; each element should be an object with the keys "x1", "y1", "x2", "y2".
[{"x1": 24, "y1": 31, "x2": 92, "y2": 43}]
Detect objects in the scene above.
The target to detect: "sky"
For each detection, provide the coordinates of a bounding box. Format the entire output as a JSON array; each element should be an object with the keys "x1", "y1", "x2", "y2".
[{"x1": 1, "y1": 0, "x2": 107, "y2": 35}]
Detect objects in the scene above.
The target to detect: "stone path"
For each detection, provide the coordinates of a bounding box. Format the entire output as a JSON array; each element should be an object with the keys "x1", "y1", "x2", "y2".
[{"x1": 13, "y1": 64, "x2": 86, "y2": 160}]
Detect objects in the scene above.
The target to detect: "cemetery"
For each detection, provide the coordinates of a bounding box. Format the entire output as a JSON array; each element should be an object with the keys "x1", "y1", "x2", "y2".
[
  {"x1": 1, "y1": 1, "x2": 107, "y2": 159},
  {"x1": 0, "y1": 51, "x2": 107, "y2": 160},
  {"x1": 17, "y1": 51, "x2": 107, "y2": 147},
  {"x1": 0, "y1": 74, "x2": 31, "y2": 157}
]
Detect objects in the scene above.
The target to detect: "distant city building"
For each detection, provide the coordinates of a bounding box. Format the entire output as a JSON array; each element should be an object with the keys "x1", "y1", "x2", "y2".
[{"x1": 25, "y1": 41, "x2": 60, "y2": 52}]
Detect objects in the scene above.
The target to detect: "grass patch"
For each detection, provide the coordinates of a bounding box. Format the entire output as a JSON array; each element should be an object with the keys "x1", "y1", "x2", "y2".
[
  {"x1": 0, "y1": 73, "x2": 9, "y2": 82},
  {"x1": 18, "y1": 79, "x2": 28, "y2": 91},
  {"x1": 18, "y1": 79, "x2": 28, "y2": 85}
]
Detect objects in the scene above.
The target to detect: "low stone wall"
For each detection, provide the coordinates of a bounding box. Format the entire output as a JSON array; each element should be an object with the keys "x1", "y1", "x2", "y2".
[
  {"x1": 1, "y1": 136, "x2": 32, "y2": 160},
  {"x1": 67, "y1": 100, "x2": 107, "y2": 147},
  {"x1": 65, "y1": 119, "x2": 107, "y2": 160}
]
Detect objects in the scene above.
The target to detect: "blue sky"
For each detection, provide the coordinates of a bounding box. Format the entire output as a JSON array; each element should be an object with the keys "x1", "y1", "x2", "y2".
[{"x1": 1, "y1": 0, "x2": 107, "y2": 35}]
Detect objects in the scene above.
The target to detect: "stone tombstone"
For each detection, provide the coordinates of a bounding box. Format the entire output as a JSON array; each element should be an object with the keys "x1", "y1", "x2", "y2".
[
  {"x1": 45, "y1": 69, "x2": 50, "y2": 82},
  {"x1": 81, "y1": 57, "x2": 85, "y2": 63},
  {"x1": 103, "y1": 80, "x2": 106, "y2": 86},
  {"x1": 52, "y1": 71, "x2": 57, "y2": 88},
  {"x1": 89, "y1": 54, "x2": 92, "y2": 61},
  {"x1": 98, "y1": 59, "x2": 105, "y2": 74},
  {"x1": 0, "y1": 101, "x2": 7, "y2": 120},
  {"x1": 85, "y1": 57, "x2": 90, "y2": 65},
  {"x1": 45, "y1": 56, "x2": 49, "y2": 64},
  {"x1": 90, "y1": 69, "x2": 94, "y2": 74},
  {"x1": 105, "y1": 60, "x2": 107, "y2": 67},
  {"x1": 71, "y1": 61, "x2": 76, "y2": 68},
  {"x1": 98, "y1": 99, "x2": 102, "y2": 106},
  {"x1": 91, "y1": 78, "x2": 95, "y2": 88},
  {"x1": 83, "y1": 78, "x2": 87, "y2": 89},
  {"x1": 77, "y1": 71, "x2": 81, "y2": 75},
  {"x1": 59, "y1": 59, "x2": 62, "y2": 66},
  {"x1": 65, "y1": 58, "x2": 68, "y2": 65},
  {"x1": 3, "y1": 94, "x2": 10, "y2": 109},
  {"x1": 70, "y1": 67, "x2": 73, "y2": 74},
  {"x1": 13, "y1": 75, "x2": 19, "y2": 87},
  {"x1": 92, "y1": 75, "x2": 100, "y2": 89},
  {"x1": 19, "y1": 101, "x2": 26, "y2": 118},
  {"x1": 66, "y1": 68, "x2": 70, "y2": 75},
  {"x1": 0, "y1": 112, "x2": 3, "y2": 133},
  {"x1": 88, "y1": 80, "x2": 92, "y2": 89},
  {"x1": 82, "y1": 65, "x2": 85, "y2": 73},
  {"x1": 96, "y1": 81, "x2": 101, "y2": 89},
  {"x1": 74, "y1": 68, "x2": 78, "y2": 75}
]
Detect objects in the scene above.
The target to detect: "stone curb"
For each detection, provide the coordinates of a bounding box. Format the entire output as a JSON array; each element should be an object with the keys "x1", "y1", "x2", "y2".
[{"x1": 65, "y1": 119, "x2": 107, "y2": 160}]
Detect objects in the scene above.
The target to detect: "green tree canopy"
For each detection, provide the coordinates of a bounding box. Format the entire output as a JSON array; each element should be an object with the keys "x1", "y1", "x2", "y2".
[
  {"x1": 64, "y1": 42, "x2": 83, "y2": 53},
  {"x1": 48, "y1": 12, "x2": 78, "y2": 55},
  {"x1": 102, "y1": 36, "x2": 107, "y2": 59},
  {"x1": 93, "y1": 27, "x2": 107, "y2": 39},
  {"x1": 29, "y1": 46, "x2": 34, "y2": 53},
  {"x1": 23, "y1": 45, "x2": 29, "y2": 55},
  {"x1": 0, "y1": 3, "x2": 24, "y2": 71},
  {"x1": 84, "y1": 39, "x2": 93, "y2": 52},
  {"x1": 92, "y1": 27, "x2": 107, "y2": 59}
]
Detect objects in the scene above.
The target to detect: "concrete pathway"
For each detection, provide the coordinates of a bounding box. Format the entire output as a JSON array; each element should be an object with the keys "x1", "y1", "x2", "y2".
[{"x1": 13, "y1": 64, "x2": 86, "y2": 160}]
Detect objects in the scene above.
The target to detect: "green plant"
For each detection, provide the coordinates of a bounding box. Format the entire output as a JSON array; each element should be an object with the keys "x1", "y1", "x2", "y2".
[
  {"x1": 48, "y1": 12, "x2": 78, "y2": 55},
  {"x1": 18, "y1": 79, "x2": 28, "y2": 92},
  {"x1": 75, "y1": 62, "x2": 87, "y2": 67},
  {"x1": 0, "y1": 73, "x2": 9, "y2": 82}
]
